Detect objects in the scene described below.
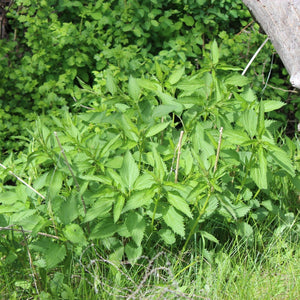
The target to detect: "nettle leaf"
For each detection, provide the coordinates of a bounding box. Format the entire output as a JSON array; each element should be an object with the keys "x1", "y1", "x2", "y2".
[
  {"x1": 145, "y1": 121, "x2": 170, "y2": 138},
  {"x1": 89, "y1": 218, "x2": 118, "y2": 240},
  {"x1": 84, "y1": 198, "x2": 113, "y2": 222},
  {"x1": 137, "y1": 78, "x2": 162, "y2": 92},
  {"x1": 113, "y1": 195, "x2": 125, "y2": 223},
  {"x1": 199, "y1": 230, "x2": 219, "y2": 244},
  {"x1": 106, "y1": 71, "x2": 118, "y2": 95},
  {"x1": 263, "y1": 100, "x2": 286, "y2": 112},
  {"x1": 158, "y1": 228, "x2": 176, "y2": 245},
  {"x1": 125, "y1": 242, "x2": 142, "y2": 263},
  {"x1": 267, "y1": 145, "x2": 295, "y2": 177},
  {"x1": 239, "y1": 109, "x2": 257, "y2": 138},
  {"x1": 225, "y1": 74, "x2": 250, "y2": 86},
  {"x1": 133, "y1": 173, "x2": 156, "y2": 190},
  {"x1": 167, "y1": 192, "x2": 192, "y2": 218},
  {"x1": 163, "y1": 206, "x2": 185, "y2": 237},
  {"x1": 128, "y1": 76, "x2": 140, "y2": 102},
  {"x1": 223, "y1": 129, "x2": 250, "y2": 145},
  {"x1": 168, "y1": 67, "x2": 185, "y2": 85},
  {"x1": 250, "y1": 146, "x2": 268, "y2": 189},
  {"x1": 120, "y1": 151, "x2": 139, "y2": 191},
  {"x1": 58, "y1": 193, "x2": 79, "y2": 225},
  {"x1": 210, "y1": 40, "x2": 219, "y2": 65},
  {"x1": 63, "y1": 224, "x2": 87, "y2": 246},
  {"x1": 48, "y1": 170, "x2": 63, "y2": 200},
  {"x1": 123, "y1": 188, "x2": 155, "y2": 212},
  {"x1": 152, "y1": 146, "x2": 166, "y2": 182},
  {"x1": 125, "y1": 212, "x2": 146, "y2": 246},
  {"x1": 236, "y1": 222, "x2": 253, "y2": 239},
  {"x1": 30, "y1": 239, "x2": 66, "y2": 269}
]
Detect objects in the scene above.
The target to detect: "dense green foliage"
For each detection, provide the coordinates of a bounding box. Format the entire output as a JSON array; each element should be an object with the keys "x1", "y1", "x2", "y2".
[{"x1": 0, "y1": 0, "x2": 299, "y2": 298}]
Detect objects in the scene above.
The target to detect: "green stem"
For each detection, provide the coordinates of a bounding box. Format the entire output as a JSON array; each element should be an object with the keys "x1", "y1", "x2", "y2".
[{"x1": 175, "y1": 190, "x2": 211, "y2": 268}]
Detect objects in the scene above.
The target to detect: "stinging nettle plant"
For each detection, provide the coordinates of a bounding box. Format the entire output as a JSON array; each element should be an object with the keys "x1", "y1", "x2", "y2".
[{"x1": 0, "y1": 41, "x2": 298, "y2": 280}]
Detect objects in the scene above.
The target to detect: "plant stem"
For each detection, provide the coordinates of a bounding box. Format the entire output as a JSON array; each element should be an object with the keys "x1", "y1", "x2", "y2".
[{"x1": 0, "y1": 163, "x2": 45, "y2": 200}]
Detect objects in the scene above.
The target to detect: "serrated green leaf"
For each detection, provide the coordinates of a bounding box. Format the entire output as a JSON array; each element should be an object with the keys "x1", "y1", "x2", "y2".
[
  {"x1": 257, "y1": 100, "x2": 265, "y2": 138},
  {"x1": 263, "y1": 100, "x2": 286, "y2": 112},
  {"x1": 239, "y1": 109, "x2": 257, "y2": 138},
  {"x1": 120, "y1": 151, "x2": 139, "y2": 191},
  {"x1": 223, "y1": 129, "x2": 250, "y2": 145},
  {"x1": 167, "y1": 192, "x2": 192, "y2": 218},
  {"x1": 89, "y1": 218, "x2": 118, "y2": 240},
  {"x1": 125, "y1": 242, "x2": 142, "y2": 263},
  {"x1": 48, "y1": 170, "x2": 63, "y2": 200},
  {"x1": 145, "y1": 122, "x2": 170, "y2": 138},
  {"x1": 158, "y1": 228, "x2": 176, "y2": 245},
  {"x1": 267, "y1": 145, "x2": 295, "y2": 177},
  {"x1": 123, "y1": 188, "x2": 155, "y2": 212},
  {"x1": 250, "y1": 147, "x2": 268, "y2": 189},
  {"x1": 236, "y1": 222, "x2": 253, "y2": 238},
  {"x1": 125, "y1": 212, "x2": 145, "y2": 246},
  {"x1": 168, "y1": 67, "x2": 185, "y2": 85},
  {"x1": 57, "y1": 194, "x2": 79, "y2": 225},
  {"x1": 163, "y1": 206, "x2": 185, "y2": 237},
  {"x1": 199, "y1": 230, "x2": 219, "y2": 244},
  {"x1": 84, "y1": 198, "x2": 113, "y2": 222},
  {"x1": 137, "y1": 78, "x2": 161, "y2": 92},
  {"x1": 152, "y1": 146, "x2": 166, "y2": 182},
  {"x1": 106, "y1": 71, "x2": 117, "y2": 95},
  {"x1": 225, "y1": 74, "x2": 250, "y2": 86},
  {"x1": 152, "y1": 104, "x2": 181, "y2": 118},
  {"x1": 128, "y1": 76, "x2": 140, "y2": 102},
  {"x1": 133, "y1": 173, "x2": 156, "y2": 190},
  {"x1": 113, "y1": 195, "x2": 125, "y2": 223},
  {"x1": 210, "y1": 40, "x2": 219, "y2": 65},
  {"x1": 63, "y1": 224, "x2": 87, "y2": 246},
  {"x1": 155, "y1": 60, "x2": 164, "y2": 82}
]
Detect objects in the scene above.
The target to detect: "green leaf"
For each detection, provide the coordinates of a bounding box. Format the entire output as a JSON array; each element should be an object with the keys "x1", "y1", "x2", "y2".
[
  {"x1": 223, "y1": 129, "x2": 250, "y2": 145},
  {"x1": 155, "y1": 60, "x2": 164, "y2": 82},
  {"x1": 199, "y1": 231, "x2": 219, "y2": 244},
  {"x1": 128, "y1": 76, "x2": 140, "y2": 102},
  {"x1": 125, "y1": 242, "x2": 142, "y2": 263},
  {"x1": 163, "y1": 206, "x2": 185, "y2": 237},
  {"x1": 183, "y1": 15, "x2": 194, "y2": 26},
  {"x1": 145, "y1": 122, "x2": 170, "y2": 138},
  {"x1": 63, "y1": 224, "x2": 87, "y2": 246},
  {"x1": 152, "y1": 146, "x2": 166, "y2": 182},
  {"x1": 125, "y1": 212, "x2": 146, "y2": 246},
  {"x1": 57, "y1": 194, "x2": 79, "y2": 225},
  {"x1": 106, "y1": 71, "x2": 117, "y2": 95},
  {"x1": 120, "y1": 151, "x2": 139, "y2": 191},
  {"x1": 137, "y1": 78, "x2": 162, "y2": 92},
  {"x1": 48, "y1": 170, "x2": 63, "y2": 200},
  {"x1": 239, "y1": 109, "x2": 257, "y2": 138},
  {"x1": 225, "y1": 74, "x2": 250, "y2": 86},
  {"x1": 84, "y1": 198, "x2": 113, "y2": 222},
  {"x1": 236, "y1": 222, "x2": 253, "y2": 238},
  {"x1": 167, "y1": 192, "x2": 192, "y2": 218},
  {"x1": 113, "y1": 195, "x2": 125, "y2": 223},
  {"x1": 210, "y1": 40, "x2": 219, "y2": 65},
  {"x1": 152, "y1": 104, "x2": 181, "y2": 118},
  {"x1": 133, "y1": 173, "x2": 156, "y2": 190},
  {"x1": 158, "y1": 228, "x2": 176, "y2": 245},
  {"x1": 263, "y1": 100, "x2": 286, "y2": 112},
  {"x1": 168, "y1": 67, "x2": 185, "y2": 85},
  {"x1": 250, "y1": 146, "x2": 268, "y2": 189},
  {"x1": 123, "y1": 188, "x2": 155, "y2": 212},
  {"x1": 89, "y1": 218, "x2": 118, "y2": 240},
  {"x1": 267, "y1": 145, "x2": 295, "y2": 177},
  {"x1": 257, "y1": 100, "x2": 265, "y2": 138}
]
